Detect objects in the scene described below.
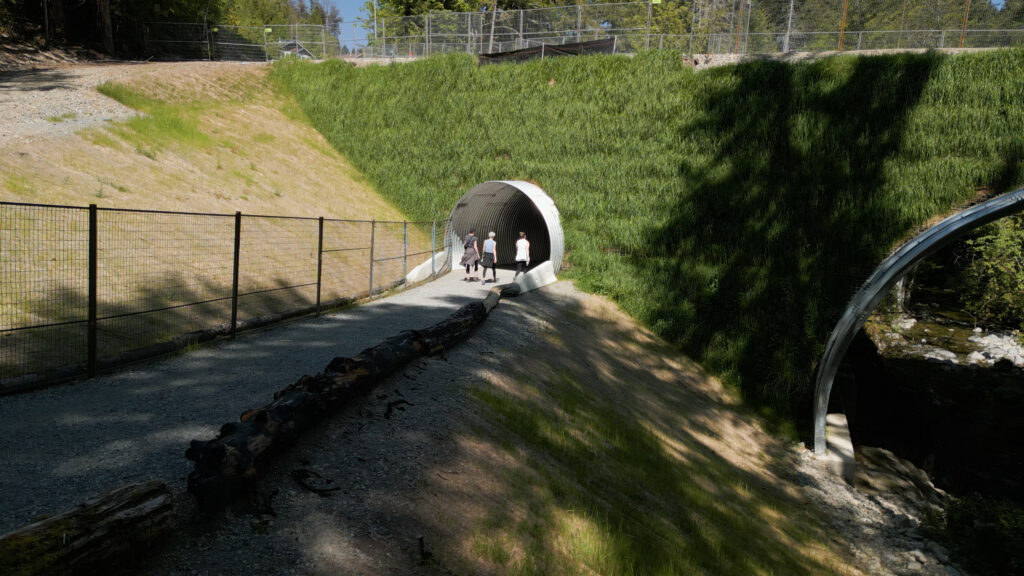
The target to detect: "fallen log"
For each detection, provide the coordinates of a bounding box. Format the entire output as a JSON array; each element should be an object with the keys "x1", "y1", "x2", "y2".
[
  {"x1": 0, "y1": 480, "x2": 174, "y2": 576},
  {"x1": 186, "y1": 297, "x2": 498, "y2": 511}
]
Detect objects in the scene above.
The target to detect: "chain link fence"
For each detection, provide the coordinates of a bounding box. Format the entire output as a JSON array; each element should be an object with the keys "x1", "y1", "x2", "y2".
[
  {"x1": 354, "y1": 0, "x2": 1023, "y2": 58},
  {"x1": 144, "y1": 22, "x2": 343, "y2": 61},
  {"x1": 0, "y1": 202, "x2": 451, "y2": 392},
  {"x1": 142, "y1": 2, "x2": 1023, "y2": 61}
]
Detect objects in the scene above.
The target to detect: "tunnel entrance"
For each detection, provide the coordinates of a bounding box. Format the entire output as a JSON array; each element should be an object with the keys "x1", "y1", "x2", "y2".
[{"x1": 450, "y1": 181, "x2": 563, "y2": 273}]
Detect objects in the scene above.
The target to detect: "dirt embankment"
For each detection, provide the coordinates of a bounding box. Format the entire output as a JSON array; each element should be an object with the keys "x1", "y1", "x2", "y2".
[{"x1": 0, "y1": 58, "x2": 403, "y2": 220}]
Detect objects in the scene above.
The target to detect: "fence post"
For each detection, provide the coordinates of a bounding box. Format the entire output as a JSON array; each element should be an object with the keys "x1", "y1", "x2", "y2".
[
  {"x1": 263, "y1": 27, "x2": 269, "y2": 62},
  {"x1": 369, "y1": 220, "x2": 376, "y2": 297},
  {"x1": 734, "y1": 0, "x2": 744, "y2": 53},
  {"x1": 403, "y1": 221, "x2": 408, "y2": 279},
  {"x1": 431, "y1": 220, "x2": 437, "y2": 277},
  {"x1": 689, "y1": 0, "x2": 697, "y2": 54},
  {"x1": 316, "y1": 217, "x2": 324, "y2": 316},
  {"x1": 488, "y1": 8, "x2": 496, "y2": 53},
  {"x1": 646, "y1": 1, "x2": 652, "y2": 50},
  {"x1": 577, "y1": 5, "x2": 582, "y2": 39},
  {"x1": 230, "y1": 211, "x2": 241, "y2": 338},
  {"x1": 518, "y1": 10, "x2": 523, "y2": 50},
  {"x1": 87, "y1": 204, "x2": 97, "y2": 378},
  {"x1": 783, "y1": 0, "x2": 795, "y2": 53},
  {"x1": 207, "y1": 23, "x2": 214, "y2": 61}
]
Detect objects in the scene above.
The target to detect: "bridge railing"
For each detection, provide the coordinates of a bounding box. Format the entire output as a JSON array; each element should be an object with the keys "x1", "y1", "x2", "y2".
[{"x1": 0, "y1": 201, "x2": 451, "y2": 393}]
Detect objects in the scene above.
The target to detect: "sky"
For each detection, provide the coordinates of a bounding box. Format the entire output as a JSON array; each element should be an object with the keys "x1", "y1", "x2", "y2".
[{"x1": 326, "y1": 0, "x2": 369, "y2": 25}]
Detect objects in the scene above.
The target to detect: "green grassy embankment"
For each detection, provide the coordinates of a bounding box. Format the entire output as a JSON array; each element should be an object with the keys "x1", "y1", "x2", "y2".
[{"x1": 272, "y1": 49, "x2": 1024, "y2": 426}]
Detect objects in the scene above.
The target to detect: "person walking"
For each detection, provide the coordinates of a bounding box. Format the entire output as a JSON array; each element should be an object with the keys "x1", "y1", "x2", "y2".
[
  {"x1": 480, "y1": 231, "x2": 498, "y2": 283},
  {"x1": 513, "y1": 230, "x2": 530, "y2": 280},
  {"x1": 461, "y1": 228, "x2": 479, "y2": 281}
]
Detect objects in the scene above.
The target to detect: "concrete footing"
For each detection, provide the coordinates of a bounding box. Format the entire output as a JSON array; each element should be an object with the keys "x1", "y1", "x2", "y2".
[
  {"x1": 820, "y1": 413, "x2": 857, "y2": 485},
  {"x1": 514, "y1": 261, "x2": 557, "y2": 294},
  {"x1": 405, "y1": 252, "x2": 448, "y2": 284}
]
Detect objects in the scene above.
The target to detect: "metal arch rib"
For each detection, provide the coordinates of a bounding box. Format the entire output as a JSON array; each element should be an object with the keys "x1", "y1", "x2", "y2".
[{"x1": 813, "y1": 186, "x2": 1024, "y2": 454}]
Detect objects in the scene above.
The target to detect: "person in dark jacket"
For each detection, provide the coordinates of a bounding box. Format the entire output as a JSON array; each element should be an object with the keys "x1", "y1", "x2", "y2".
[{"x1": 460, "y1": 228, "x2": 479, "y2": 281}]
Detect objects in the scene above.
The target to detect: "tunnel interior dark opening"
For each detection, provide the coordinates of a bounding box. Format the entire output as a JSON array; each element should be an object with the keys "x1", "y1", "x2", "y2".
[{"x1": 450, "y1": 182, "x2": 559, "y2": 271}]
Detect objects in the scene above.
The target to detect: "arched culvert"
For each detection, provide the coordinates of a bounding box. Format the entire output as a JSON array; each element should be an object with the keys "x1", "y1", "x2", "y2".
[
  {"x1": 813, "y1": 186, "x2": 1024, "y2": 455},
  {"x1": 450, "y1": 181, "x2": 563, "y2": 273}
]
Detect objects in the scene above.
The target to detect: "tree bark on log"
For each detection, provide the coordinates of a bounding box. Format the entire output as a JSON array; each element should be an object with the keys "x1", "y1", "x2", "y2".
[
  {"x1": 0, "y1": 480, "x2": 174, "y2": 576},
  {"x1": 186, "y1": 296, "x2": 502, "y2": 511}
]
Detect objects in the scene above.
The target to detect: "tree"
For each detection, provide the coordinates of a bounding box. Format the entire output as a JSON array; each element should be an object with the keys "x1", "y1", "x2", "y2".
[{"x1": 962, "y1": 214, "x2": 1024, "y2": 330}]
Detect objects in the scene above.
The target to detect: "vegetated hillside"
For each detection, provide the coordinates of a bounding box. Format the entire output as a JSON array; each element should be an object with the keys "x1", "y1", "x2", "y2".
[
  {"x1": 273, "y1": 49, "x2": 1024, "y2": 424},
  {"x1": 0, "y1": 62, "x2": 406, "y2": 222}
]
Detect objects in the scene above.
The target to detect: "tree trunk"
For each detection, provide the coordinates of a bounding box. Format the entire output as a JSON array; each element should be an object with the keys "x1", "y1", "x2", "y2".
[
  {"x1": 0, "y1": 480, "x2": 175, "y2": 576},
  {"x1": 186, "y1": 294, "x2": 505, "y2": 511},
  {"x1": 97, "y1": 0, "x2": 113, "y2": 54}
]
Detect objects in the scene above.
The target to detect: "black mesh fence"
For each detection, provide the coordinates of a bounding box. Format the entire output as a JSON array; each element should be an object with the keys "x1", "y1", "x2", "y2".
[
  {"x1": 0, "y1": 202, "x2": 451, "y2": 392},
  {"x1": 479, "y1": 37, "x2": 620, "y2": 65}
]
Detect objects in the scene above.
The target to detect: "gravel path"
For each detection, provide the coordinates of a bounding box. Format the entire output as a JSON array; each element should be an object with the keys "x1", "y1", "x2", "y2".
[
  {"x1": 0, "y1": 270, "x2": 498, "y2": 535},
  {"x1": 0, "y1": 64, "x2": 139, "y2": 146},
  {"x1": 0, "y1": 61, "x2": 266, "y2": 148}
]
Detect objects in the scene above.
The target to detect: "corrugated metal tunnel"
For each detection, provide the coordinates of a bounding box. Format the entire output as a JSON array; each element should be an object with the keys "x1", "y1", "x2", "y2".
[{"x1": 450, "y1": 181, "x2": 563, "y2": 273}]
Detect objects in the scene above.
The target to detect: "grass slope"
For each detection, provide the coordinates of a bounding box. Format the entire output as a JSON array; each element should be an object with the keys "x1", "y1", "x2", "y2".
[
  {"x1": 422, "y1": 287, "x2": 861, "y2": 575},
  {"x1": 273, "y1": 49, "x2": 1024, "y2": 423}
]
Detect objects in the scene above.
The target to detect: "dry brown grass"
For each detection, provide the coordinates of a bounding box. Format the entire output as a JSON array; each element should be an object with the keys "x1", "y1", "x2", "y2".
[{"x1": 0, "y1": 62, "x2": 404, "y2": 221}]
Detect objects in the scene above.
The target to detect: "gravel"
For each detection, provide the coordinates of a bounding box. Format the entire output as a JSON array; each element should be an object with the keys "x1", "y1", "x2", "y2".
[{"x1": 0, "y1": 64, "x2": 139, "y2": 146}]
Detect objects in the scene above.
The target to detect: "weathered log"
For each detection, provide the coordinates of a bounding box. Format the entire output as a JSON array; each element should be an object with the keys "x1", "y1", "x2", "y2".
[
  {"x1": 0, "y1": 480, "x2": 174, "y2": 576},
  {"x1": 186, "y1": 299, "x2": 495, "y2": 511}
]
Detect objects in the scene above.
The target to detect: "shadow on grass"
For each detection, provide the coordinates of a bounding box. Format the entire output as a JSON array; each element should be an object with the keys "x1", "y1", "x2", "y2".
[
  {"x1": 457, "y1": 288, "x2": 853, "y2": 575},
  {"x1": 637, "y1": 53, "x2": 947, "y2": 428}
]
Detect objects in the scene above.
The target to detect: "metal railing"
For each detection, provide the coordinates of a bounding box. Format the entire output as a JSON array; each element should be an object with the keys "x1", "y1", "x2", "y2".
[{"x1": 0, "y1": 201, "x2": 451, "y2": 391}]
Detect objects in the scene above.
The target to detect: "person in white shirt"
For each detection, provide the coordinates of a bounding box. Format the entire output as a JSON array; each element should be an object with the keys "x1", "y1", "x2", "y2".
[
  {"x1": 513, "y1": 231, "x2": 530, "y2": 280},
  {"x1": 480, "y1": 231, "x2": 498, "y2": 283}
]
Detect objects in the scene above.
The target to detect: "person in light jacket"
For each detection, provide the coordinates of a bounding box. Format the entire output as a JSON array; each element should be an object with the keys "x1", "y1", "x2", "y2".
[
  {"x1": 513, "y1": 231, "x2": 530, "y2": 280},
  {"x1": 480, "y1": 231, "x2": 498, "y2": 283}
]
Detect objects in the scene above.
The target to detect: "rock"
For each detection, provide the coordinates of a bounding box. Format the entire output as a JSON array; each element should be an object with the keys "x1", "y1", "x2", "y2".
[
  {"x1": 925, "y1": 540, "x2": 949, "y2": 563},
  {"x1": 973, "y1": 327, "x2": 983, "y2": 333},
  {"x1": 898, "y1": 318, "x2": 917, "y2": 330},
  {"x1": 967, "y1": 351, "x2": 987, "y2": 364},
  {"x1": 907, "y1": 560, "x2": 922, "y2": 571}
]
